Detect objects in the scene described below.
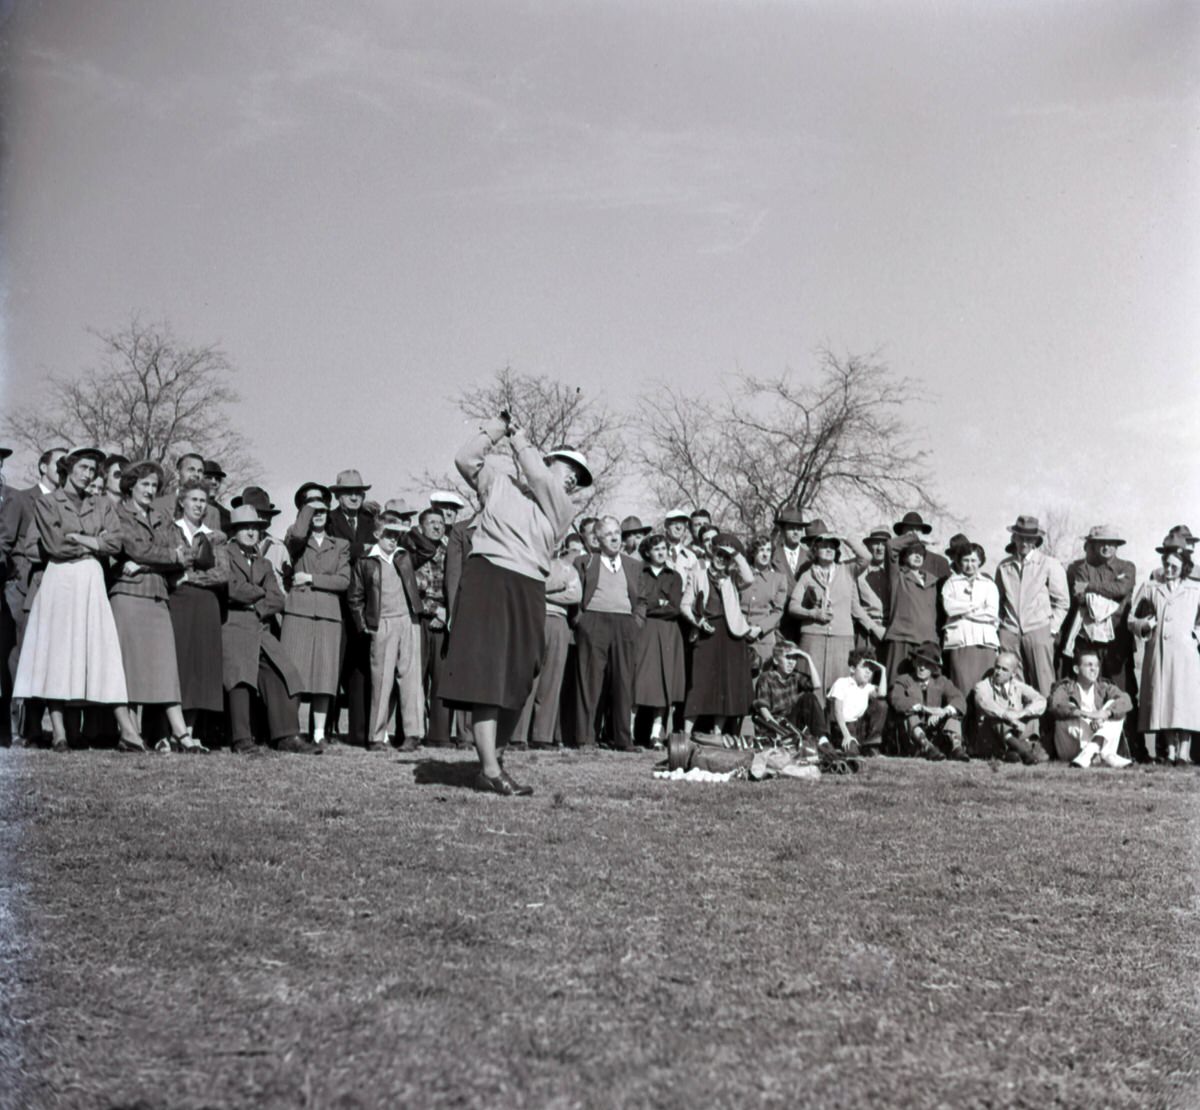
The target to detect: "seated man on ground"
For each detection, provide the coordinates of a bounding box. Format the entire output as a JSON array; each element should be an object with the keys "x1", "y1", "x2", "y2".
[
  {"x1": 751, "y1": 639, "x2": 826, "y2": 742},
  {"x1": 826, "y1": 650, "x2": 887, "y2": 756},
  {"x1": 1046, "y1": 646, "x2": 1133, "y2": 769},
  {"x1": 973, "y1": 650, "x2": 1048, "y2": 764},
  {"x1": 888, "y1": 640, "x2": 969, "y2": 762}
]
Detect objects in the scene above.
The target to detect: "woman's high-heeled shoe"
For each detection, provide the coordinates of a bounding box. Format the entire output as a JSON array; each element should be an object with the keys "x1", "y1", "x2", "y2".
[
  {"x1": 117, "y1": 733, "x2": 148, "y2": 753},
  {"x1": 177, "y1": 730, "x2": 210, "y2": 754}
]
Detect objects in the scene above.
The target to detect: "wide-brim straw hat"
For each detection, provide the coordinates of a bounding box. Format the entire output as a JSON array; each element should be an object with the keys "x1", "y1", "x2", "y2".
[
  {"x1": 542, "y1": 446, "x2": 593, "y2": 488},
  {"x1": 429, "y1": 489, "x2": 467, "y2": 510}
]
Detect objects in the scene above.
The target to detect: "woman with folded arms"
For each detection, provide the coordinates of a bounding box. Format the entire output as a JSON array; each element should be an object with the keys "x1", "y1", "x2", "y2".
[
  {"x1": 13, "y1": 446, "x2": 146, "y2": 752},
  {"x1": 111, "y1": 460, "x2": 196, "y2": 752}
]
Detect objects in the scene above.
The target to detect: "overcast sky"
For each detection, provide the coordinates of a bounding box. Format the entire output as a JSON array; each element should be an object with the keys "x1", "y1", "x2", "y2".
[{"x1": 1, "y1": 0, "x2": 1197, "y2": 572}]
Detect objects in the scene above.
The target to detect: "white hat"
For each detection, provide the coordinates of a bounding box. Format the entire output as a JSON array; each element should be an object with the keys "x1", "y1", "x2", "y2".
[
  {"x1": 664, "y1": 506, "x2": 690, "y2": 522},
  {"x1": 429, "y1": 489, "x2": 467, "y2": 510},
  {"x1": 542, "y1": 446, "x2": 593, "y2": 488}
]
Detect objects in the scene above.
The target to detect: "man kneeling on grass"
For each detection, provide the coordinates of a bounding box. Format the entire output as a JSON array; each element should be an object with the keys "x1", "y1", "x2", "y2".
[
  {"x1": 973, "y1": 650, "x2": 1048, "y2": 764},
  {"x1": 826, "y1": 651, "x2": 887, "y2": 756},
  {"x1": 751, "y1": 639, "x2": 827, "y2": 741},
  {"x1": 888, "y1": 640, "x2": 969, "y2": 761},
  {"x1": 1046, "y1": 646, "x2": 1133, "y2": 769}
]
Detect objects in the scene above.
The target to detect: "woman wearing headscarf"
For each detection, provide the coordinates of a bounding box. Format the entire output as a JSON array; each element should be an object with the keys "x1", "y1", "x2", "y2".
[
  {"x1": 440, "y1": 416, "x2": 586, "y2": 796},
  {"x1": 13, "y1": 446, "x2": 145, "y2": 751},
  {"x1": 1129, "y1": 536, "x2": 1200, "y2": 765},
  {"x1": 681, "y1": 532, "x2": 755, "y2": 739},
  {"x1": 111, "y1": 460, "x2": 197, "y2": 751},
  {"x1": 281, "y1": 483, "x2": 351, "y2": 745},
  {"x1": 166, "y1": 477, "x2": 228, "y2": 750},
  {"x1": 941, "y1": 538, "x2": 1000, "y2": 699}
]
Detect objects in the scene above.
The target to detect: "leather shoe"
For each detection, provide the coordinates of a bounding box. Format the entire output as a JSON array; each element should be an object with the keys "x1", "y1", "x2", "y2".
[
  {"x1": 232, "y1": 738, "x2": 259, "y2": 755},
  {"x1": 398, "y1": 735, "x2": 420, "y2": 753},
  {"x1": 366, "y1": 740, "x2": 390, "y2": 752},
  {"x1": 474, "y1": 769, "x2": 534, "y2": 796},
  {"x1": 921, "y1": 742, "x2": 946, "y2": 762},
  {"x1": 948, "y1": 745, "x2": 970, "y2": 762},
  {"x1": 276, "y1": 734, "x2": 323, "y2": 755}
]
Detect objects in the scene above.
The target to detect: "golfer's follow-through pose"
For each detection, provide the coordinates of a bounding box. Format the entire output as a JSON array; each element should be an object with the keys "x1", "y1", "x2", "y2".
[{"x1": 440, "y1": 414, "x2": 590, "y2": 796}]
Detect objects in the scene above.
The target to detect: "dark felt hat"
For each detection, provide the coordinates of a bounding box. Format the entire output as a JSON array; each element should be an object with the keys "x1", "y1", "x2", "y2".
[
  {"x1": 202, "y1": 459, "x2": 226, "y2": 479},
  {"x1": 912, "y1": 641, "x2": 943, "y2": 670},
  {"x1": 232, "y1": 486, "x2": 281, "y2": 517},
  {"x1": 712, "y1": 532, "x2": 745, "y2": 558},
  {"x1": 804, "y1": 519, "x2": 840, "y2": 545},
  {"x1": 294, "y1": 482, "x2": 332, "y2": 510},
  {"x1": 893, "y1": 511, "x2": 933, "y2": 535}
]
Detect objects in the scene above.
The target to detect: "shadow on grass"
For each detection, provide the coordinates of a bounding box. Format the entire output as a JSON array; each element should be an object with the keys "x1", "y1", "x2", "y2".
[{"x1": 412, "y1": 758, "x2": 481, "y2": 789}]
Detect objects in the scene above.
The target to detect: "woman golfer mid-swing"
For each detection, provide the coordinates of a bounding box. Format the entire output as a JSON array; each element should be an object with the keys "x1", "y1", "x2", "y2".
[{"x1": 440, "y1": 414, "x2": 590, "y2": 796}]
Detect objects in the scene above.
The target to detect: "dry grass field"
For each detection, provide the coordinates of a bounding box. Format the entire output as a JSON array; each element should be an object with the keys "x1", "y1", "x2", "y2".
[{"x1": 0, "y1": 745, "x2": 1197, "y2": 1109}]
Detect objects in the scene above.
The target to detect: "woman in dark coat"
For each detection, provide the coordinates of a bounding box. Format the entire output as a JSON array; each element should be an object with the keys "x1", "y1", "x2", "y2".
[
  {"x1": 681, "y1": 532, "x2": 755, "y2": 739},
  {"x1": 111, "y1": 460, "x2": 195, "y2": 751},
  {"x1": 633, "y1": 533, "x2": 686, "y2": 747},
  {"x1": 281, "y1": 483, "x2": 351, "y2": 745},
  {"x1": 166, "y1": 478, "x2": 228, "y2": 750}
]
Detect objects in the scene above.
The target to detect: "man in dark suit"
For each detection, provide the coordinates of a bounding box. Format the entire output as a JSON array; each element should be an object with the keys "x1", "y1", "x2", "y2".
[
  {"x1": 0, "y1": 445, "x2": 67, "y2": 743},
  {"x1": 573, "y1": 514, "x2": 645, "y2": 750},
  {"x1": 203, "y1": 459, "x2": 233, "y2": 532},
  {"x1": 325, "y1": 468, "x2": 378, "y2": 745},
  {"x1": 771, "y1": 505, "x2": 810, "y2": 641}
]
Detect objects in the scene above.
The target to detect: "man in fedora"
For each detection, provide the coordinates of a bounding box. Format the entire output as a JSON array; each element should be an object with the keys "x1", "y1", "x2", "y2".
[
  {"x1": 620, "y1": 515, "x2": 651, "y2": 560},
  {"x1": 384, "y1": 498, "x2": 417, "y2": 532},
  {"x1": 203, "y1": 459, "x2": 232, "y2": 532},
  {"x1": 232, "y1": 486, "x2": 290, "y2": 594},
  {"x1": 994, "y1": 514, "x2": 1069, "y2": 697},
  {"x1": 326, "y1": 469, "x2": 377, "y2": 745},
  {"x1": 223, "y1": 504, "x2": 319, "y2": 755},
  {"x1": 888, "y1": 640, "x2": 968, "y2": 760},
  {"x1": 855, "y1": 525, "x2": 892, "y2": 652},
  {"x1": 1061, "y1": 525, "x2": 1137, "y2": 691},
  {"x1": 771, "y1": 505, "x2": 810, "y2": 594}
]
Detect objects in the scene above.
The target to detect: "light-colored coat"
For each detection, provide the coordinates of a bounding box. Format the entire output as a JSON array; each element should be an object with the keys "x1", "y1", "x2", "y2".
[
  {"x1": 1129, "y1": 577, "x2": 1200, "y2": 731},
  {"x1": 994, "y1": 548, "x2": 1069, "y2": 636}
]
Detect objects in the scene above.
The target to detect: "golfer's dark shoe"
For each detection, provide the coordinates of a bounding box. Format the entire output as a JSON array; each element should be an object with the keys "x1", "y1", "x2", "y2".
[
  {"x1": 922, "y1": 743, "x2": 946, "y2": 762},
  {"x1": 475, "y1": 770, "x2": 534, "y2": 796},
  {"x1": 398, "y1": 735, "x2": 420, "y2": 753},
  {"x1": 366, "y1": 740, "x2": 390, "y2": 753},
  {"x1": 277, "y1": 734, "x2": 323, "y2": 755},
  {"x1": 949, "y1": 745, "x2": 970, "y2": 762},
  {"x1": 232, "y1": 738, "x2": 258, "y2": 755}
]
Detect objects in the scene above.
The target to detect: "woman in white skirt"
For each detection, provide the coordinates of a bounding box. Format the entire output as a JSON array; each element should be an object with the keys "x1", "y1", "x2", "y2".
[
  {"x1": 13, "y1": 446, "x2": 145, "y2": 752},
  {"x1": 111, "y1": 460, "x2": 197, "y2": 752}
]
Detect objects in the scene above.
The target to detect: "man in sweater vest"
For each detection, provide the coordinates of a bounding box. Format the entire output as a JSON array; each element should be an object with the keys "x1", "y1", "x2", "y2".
[{"x1": 573, "y1": 515, "x2": 645, "y2": 750}]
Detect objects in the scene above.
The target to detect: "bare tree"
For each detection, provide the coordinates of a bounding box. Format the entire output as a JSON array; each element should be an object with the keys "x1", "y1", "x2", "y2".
[
  {"x1": 416, "y1": 366, "x2": 628, "y2": 515},
  {"x1": 632, "y1": 349, "x2": 942, "y2": 534},
  {"x1": 3, "y1": 315, "x2": 258, "y2": 491},
  {"x1": 1038, "y1": 505, "x2": 1083, "y2": 565}
]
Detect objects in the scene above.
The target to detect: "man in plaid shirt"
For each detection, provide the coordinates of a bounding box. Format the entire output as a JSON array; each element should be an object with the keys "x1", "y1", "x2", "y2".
[{"x1": 752, "y1": 639, "x2": 827, "y2": 740}]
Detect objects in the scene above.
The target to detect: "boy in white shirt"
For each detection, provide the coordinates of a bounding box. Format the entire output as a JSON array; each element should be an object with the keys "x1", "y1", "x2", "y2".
[{"x1": 826, "y1": 650, "x2": 888, "y2": 756}]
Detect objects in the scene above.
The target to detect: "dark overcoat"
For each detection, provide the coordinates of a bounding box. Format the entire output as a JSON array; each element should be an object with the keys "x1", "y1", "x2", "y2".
[{"x1": 222, "y1": 542, "x2": 302, "y2": 695}]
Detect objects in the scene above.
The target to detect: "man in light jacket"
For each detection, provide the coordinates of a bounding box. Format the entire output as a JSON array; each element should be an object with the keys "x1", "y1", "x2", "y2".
[{"x1": 994, "y1": 514, "x2": 1068, "y2": 696}]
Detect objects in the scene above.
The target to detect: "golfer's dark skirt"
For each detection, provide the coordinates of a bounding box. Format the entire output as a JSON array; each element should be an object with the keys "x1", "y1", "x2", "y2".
[
  {"x1": 441, "y1": 556, "x2": 545, "y2": 711},
  {"x1": 684, "y1": 615, "x2": 753, "y2": 717}
]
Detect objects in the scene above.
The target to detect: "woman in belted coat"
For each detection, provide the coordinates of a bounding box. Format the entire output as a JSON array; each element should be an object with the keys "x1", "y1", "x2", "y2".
[
  {"x1": 281, "y1": 483, "x2": 351, "y2": 744},
  {"x1": 111, "y1": 460, "x2": 196, "y2": 751}
]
